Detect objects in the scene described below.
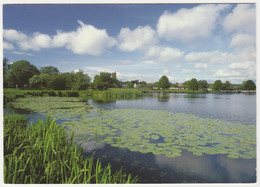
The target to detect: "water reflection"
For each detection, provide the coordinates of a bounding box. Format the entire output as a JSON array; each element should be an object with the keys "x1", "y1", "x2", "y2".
[
  {"x1": 79, "y1": 141, "x2": 106, "y2": 152},
  {"x1": 217, "y1": 155, "x2": 256, "y2": 182},
  {"x1": 155, "y1": 150, "x2": 220, "y2": 181},
  {"x1": 155, "y1": 150, "x2": 256, "y2": 183}
]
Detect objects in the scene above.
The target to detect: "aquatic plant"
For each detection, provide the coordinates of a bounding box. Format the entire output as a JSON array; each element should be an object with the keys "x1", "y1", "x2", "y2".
[
  {"x1": 11, "y1": 97, "x2": 256, "y2": 160},
  {"x1": 4, "y1": 114, "x2": 137, "y2": 184}
]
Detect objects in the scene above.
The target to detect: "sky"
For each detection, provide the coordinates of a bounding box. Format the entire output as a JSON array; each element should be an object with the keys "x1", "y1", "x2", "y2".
[{"x1": 3, "y1": 3, "x2": 256, "y2": 84}]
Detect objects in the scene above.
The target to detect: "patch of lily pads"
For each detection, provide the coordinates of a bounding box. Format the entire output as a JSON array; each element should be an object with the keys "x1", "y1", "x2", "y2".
[{"x1": 11, "y1": 97, "x2": 256, "y2": 159}]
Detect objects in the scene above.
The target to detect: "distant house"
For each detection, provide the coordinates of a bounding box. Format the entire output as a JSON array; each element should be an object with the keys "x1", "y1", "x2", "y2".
[{"x1": 119, "y1": 81, "x2": 127, "y2": 88}]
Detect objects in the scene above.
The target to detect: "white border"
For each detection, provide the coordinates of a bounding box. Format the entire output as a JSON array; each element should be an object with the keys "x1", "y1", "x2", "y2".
[{"x1": 0, "y1": 1, "x2": 259, "y2": 187}]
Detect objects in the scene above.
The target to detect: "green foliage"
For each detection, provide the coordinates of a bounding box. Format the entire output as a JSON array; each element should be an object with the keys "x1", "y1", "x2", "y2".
[
  {"x1": 158, "y1": 75, "x2": 171, "y2": 90},
  {"x1": 40, "y1": 66, "x2": 60, "y2": 75},
  {"x1": 223, "y1": 81, "x2": 233, "y2": 91},
  {"x1": 187, "y1": 78, "x2": 199, "y2": 92},
  {"x1": 48, "y1": 74, "x2": 68, "y2": 90},
  {"x1": 93, "y1": 72, "x2": 118, "y2": 90},
  {"x1": 29, "y1": 73, "x2": 51, "y2": 89},
  {"x1": 71, "y1": 70, "x2": 91, "y2": 90},
  {"x1": 243, "y1": 80, "x2": 256, "y2": 91},
  {"x1": 213, "y1": 80, "x2": 223, "y2": 91},
  {"x1": 126, "y1": 81, "x2": 134, "y2": 88},
  {"x1": 198, "y1": 80, "x2": 209, "y2": 90},
  {"x1": 4, "y1": 114, "x2": 137, "y2": 184},
  {"x1": 6, "y1": 60, "x2": 40, "y2": 88},
  {"x1": 32, "y1": 71, "x2": 91, "y2": 90}
]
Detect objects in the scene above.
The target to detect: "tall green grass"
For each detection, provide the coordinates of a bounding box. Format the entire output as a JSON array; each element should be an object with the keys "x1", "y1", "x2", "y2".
[
  {"x1": 4, "y1": 88, "x2": 143, "y2": 104},
  {"x1": 4, "y1": 114, "x2": 137, "y2": 184}
]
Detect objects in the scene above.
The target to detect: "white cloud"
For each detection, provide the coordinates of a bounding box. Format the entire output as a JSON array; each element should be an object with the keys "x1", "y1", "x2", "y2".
[
  {"x1": 229, "y1": 61, "x2": 255, "y2": 70},
  {"x1": 146, "y1": 46, "x2": 184, "y2": 62},
  {"x1": 182, "y1": 69, "x2": 200, "y2": 74},
  {"x1": 141, "y1": 60, "x2": 157, "y2": 65},
  {"x1": 3, "y1": 20, "x2": 116, "y2": 55},
  {"x1": 223, "y1": 4, "x2": 255, "y2": 34},
  {"x1": 4, "y1": 29, "x2": 51, "y2": 51},
  {"x1": 194, "y1": 63, "x2": 208, "y2": 71},
  {"x1": 229, "y1": 33, "x2": 255, "y2": 49},
  {"x1": 185, "y1": 51, "x2": 233, "y2": 64},
  {"x1": 52, "y1": 20, "x2": 116, "y2": 55},
  {"x1": 20, "y1": 32, "x2": 52, "y2": 51},
  {"x1": 214, "y1": 61, "x2": 256, "y2": 82},
  {"x1": 157, "y1": 4, "x2": 229, "y2": 42},
  {"x1": 117, "y1": 26, "x2": 157, "y2": 51},
  {"x1": 12, "y1": 51, "x2": 34, "y2": 56},
  {"x1": 86, "y1": 66, "x2": 114, "y2": 73},
  {"x1": 3, "y1": 42, "x2": 14, "y2": 50},
  {"x1": 3, "y1": 29, "x2": 27, "y2": 41},
  {"x1": 163, "y1": 69, "x2": 170, "y2": 74}
]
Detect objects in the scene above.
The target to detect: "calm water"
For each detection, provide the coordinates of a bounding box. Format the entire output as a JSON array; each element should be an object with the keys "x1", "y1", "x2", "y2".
[{"x1": 5, "y1": 93, "x2": 256, "y2": 183}]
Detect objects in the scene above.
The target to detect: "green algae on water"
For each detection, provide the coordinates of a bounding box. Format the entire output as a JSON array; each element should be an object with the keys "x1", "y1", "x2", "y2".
[{"x1": 11, "y1": 97, "x2": 256, "y2": 159}]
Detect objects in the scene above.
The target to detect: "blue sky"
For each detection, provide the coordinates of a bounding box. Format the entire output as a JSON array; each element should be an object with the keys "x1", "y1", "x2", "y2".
[{"x1": 3, "y1": 4, "x2": 256, "y2": 84}]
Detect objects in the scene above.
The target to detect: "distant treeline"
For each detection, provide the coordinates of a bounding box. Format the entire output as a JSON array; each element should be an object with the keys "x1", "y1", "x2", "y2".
[{"x1": 3, "y1": 58, "x2": 256, "y2": 92}]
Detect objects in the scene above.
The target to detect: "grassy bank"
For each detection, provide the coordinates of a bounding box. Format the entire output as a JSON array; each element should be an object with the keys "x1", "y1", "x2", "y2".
[
  {"x1": 3, "y1": 88, "x2": 143, "y2": 103},
  {"x1": 140, "y1": 89, "x2": 209, "y2": 94},
  {"x1": 4, "y1": 114, "x2": 137, "y2": 184}
]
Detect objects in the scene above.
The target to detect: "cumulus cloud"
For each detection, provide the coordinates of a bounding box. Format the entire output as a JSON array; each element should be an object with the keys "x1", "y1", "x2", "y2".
[
  {"x1": 214, "y1": 61, "x2": 256, "y2": 82},
  {"x1": 223, "y1": 4, "x2": 255, "y2": 34},
  {"x1": 157, "y1": 4, "x2": 229, "y2": 42},
  {"x1": 229, "y1": 33, "x2": 255, "y2": 49},
  {"x1": 117, "y1": 26, "x2": 157, "y2": 51},
  {"x1": 3, "y1": 20, "x2": 116, "y2": 55},
  {"x1": 182, "y1": 69, "x2": 200, "y2": 74},
  {"x1": 3, "y1": 42, "x2": 14, "y2": 50},
  {"x1": 185, "y1": 51, "x2": 234, "y2": 64},
  {"x1": 20, "y1": 33, "x2": 52, "y2": 51},
  {"x1": 194, "y1": 63, "x2": 208, "y2": 71},
  {"x1": 3, "y1": 29, "x2": 27, "y2": 41},
  {"x1": 145, "y1": 46, "x2": 184, "y2": 62},
  {"x1": 52, "y1": 20, "x2": 116, "y2": 55}
]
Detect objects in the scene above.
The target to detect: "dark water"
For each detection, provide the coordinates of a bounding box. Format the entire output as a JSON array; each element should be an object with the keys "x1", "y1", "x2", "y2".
[{"x1": 5, "y1": 93, "x2": 256, "y2": 183}]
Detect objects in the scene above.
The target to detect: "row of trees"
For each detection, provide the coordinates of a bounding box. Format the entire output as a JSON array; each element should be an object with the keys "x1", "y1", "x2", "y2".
[
  {"x1": 156, "y1": 76, "x2": 256, "y2": 92},
  {"x1": 3, "y1": 59, "x2": 256, "y2": 91},
  {"x1": 4, "y1": 59, "x2": 91, "y2": 90}
]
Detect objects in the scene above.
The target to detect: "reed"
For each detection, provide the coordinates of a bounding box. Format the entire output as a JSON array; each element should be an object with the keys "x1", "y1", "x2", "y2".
[
  {"x1": 4, "y1": 114, "x2": 137, "y2": 184},
  {"x1": 4, "y1": 88, "x2": 143, "y2": 104}
]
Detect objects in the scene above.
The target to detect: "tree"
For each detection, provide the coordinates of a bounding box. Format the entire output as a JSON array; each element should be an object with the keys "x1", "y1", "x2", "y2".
[
  {"x1": 48, "y1": 74, "x2": 67, "y2": 90},
  {"x1": 223, "y1": 81, "x2": 233, "y2": 91},
  {"x1": 198, "y1": 80, "x2": 209, "y2": 90},
  {"x1": 187, "y1": 78, "x2": 199, "y2": 92},
  {"x1": 29, "y1": 73, "x2": 52, "y2": 89},
  {"x1": 213, "y1": 80, "x2": 223, "y2": 92},
  {"x1": 71, "y1": 70, "x2": 91, "y2": 90},
  {"x1": 243, "y1": 80, "x2": 256, "y2": 91},
  {"x1": 7, "y1": 60, "x2": 39, "y2": 88},
  {"x1": 3, "y1": 57, "x2": 10, "y2": 88},
  {"x1": 126, "y1": 81, "x2": 134, "y2": 88},
  {"x1": 93, "y1": 72, "x2": 117, "y2": 90},
  {"x1": 137, "y1": 81, "x2": 147, "y2": 88},
  {"x1": 40, "y1": 66, "x2": 59, "y2": 75},
  {"x1": 158, "y1": 75, "x2": 171, "y2": 90}
]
